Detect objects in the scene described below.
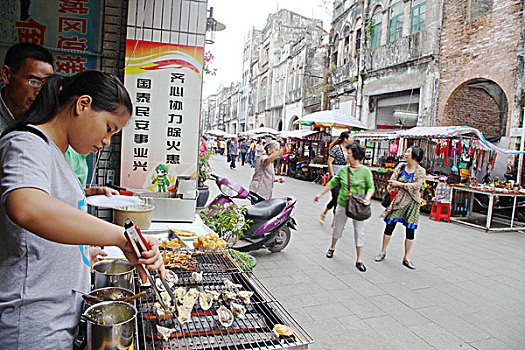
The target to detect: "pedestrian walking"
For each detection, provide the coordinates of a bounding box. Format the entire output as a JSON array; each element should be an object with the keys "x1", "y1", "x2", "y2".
[
  {"x1": 280, "y1": 143, "x2": 291, "y2": 176},
  {"x1": 0, "y1": 70, "x2": 164, "y2": 348},
  {"x1": 314, "y1": 142, "x2": 374, "y2": 272},
  {"x1": 255, "y1": 139, "x2": 265, "y2": 163},
  {"x1": 247, "y1": 139, "x2": 256, "y2": 167},
  {"x1": 374, "y1": 146, "x2": 425, "y2": 270},
  {"x1": 249, "y1": 140, "x2": 285, "y2": 200},
  {"x1": 226, "y1": 138, "x2": 232, "y2": 163},
  {"x1": 319, "y1": 132, "x2": 351, "y2": 226},
  {"x1": 240, "y1": 138, "x2": 249, "y2": 166},
  {"x1": 229, "y1": 137, "x2": 239, "y2": 169},
  {"x1": 219, "y1": 139, "x2": 225, "y2": 155}
]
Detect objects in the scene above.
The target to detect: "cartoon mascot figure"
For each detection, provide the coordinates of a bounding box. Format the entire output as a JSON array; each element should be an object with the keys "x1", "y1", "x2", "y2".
[{"x1": 149, "y1": 164, "x2": 174, "y2": 192}]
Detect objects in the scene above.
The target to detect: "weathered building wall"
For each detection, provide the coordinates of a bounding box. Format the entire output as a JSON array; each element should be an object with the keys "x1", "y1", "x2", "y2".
[
  {"x1": 437, "y1": 0, "x2": 523, "y2": 136},
  {"x1": 443, "y1": 85, "x2": 501, "y2": 135}
]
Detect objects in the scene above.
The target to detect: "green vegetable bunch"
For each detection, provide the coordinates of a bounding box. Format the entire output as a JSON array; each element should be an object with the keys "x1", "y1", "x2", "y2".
[{"x1": 199, "y1": 204, "x2": 252, "y2": 242}]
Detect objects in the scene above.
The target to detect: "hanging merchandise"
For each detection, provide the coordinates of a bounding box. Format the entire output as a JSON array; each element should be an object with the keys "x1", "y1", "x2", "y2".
[{"x1": 389, "y1": 141, "x2": 399, "y2": 154}]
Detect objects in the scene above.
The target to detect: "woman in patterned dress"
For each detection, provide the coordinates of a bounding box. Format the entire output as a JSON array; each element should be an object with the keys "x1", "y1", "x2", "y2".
[
  {"x1": 375, "y1": 146, "x2": 425, "y2": 270},
  {"x1": 319, "y1": 132, "x2": 351, "y2": 225}
]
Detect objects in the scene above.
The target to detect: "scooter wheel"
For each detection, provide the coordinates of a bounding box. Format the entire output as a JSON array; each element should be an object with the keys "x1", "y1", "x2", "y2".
[{"x1": 268, "y1": 226, "x2": 291, "y2": 253}]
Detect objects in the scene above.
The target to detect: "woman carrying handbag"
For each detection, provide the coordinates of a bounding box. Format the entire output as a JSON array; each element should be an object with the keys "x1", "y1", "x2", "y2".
[
  {"x1": 375, "y1": 146, "x2": 425, "y2": 270},
  {"x1": 314, "y1": 143, "x2": 374, "y2": 272}
]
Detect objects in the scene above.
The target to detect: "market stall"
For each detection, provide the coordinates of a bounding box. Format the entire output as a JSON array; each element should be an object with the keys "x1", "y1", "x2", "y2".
[{"x1": 76, "y1": 221, "x2": 313, "y2": 349}]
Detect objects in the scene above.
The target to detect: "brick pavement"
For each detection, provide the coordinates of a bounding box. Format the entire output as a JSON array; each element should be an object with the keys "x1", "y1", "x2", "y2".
[{"x1": 208, "y1": 155, "x2": 525, "y2": 349}]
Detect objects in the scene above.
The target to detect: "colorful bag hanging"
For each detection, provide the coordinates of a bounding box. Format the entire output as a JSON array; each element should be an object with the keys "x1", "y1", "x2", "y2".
[{"x1": 389, "y1": 142, "x2": 398, "y2": 154}]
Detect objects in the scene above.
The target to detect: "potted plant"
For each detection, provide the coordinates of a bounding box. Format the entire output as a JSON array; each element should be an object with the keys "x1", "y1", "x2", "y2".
[
  {"x1": 197, "y1": 144, "x2": 212, "y2": 208},
  {"x1": 199, "y1": 204, "x2": 252, "y2": 246}
]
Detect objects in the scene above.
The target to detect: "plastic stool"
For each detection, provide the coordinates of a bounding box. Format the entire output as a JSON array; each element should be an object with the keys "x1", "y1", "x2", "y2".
[{"x1": 429, "y1": 201, "x2": 451, "y2": 223}]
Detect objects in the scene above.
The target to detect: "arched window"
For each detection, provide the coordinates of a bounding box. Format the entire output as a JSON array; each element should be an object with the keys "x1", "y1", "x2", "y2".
[
  {"x1": 411, "y1": 0, "x2": 426, "y2": 33},
  {"x1": 388, "y1": 1, "x2": 404, "y2": 43},
  {"x1": 343, "y1": 26, "x2": 351, "y2": 64},
  {"x1": 370, "y1": 7, "x2": 383, "y2": 49},
  {"x1": 354, "y1": 18, "x2": 362, "y2": 58},
  {"x1": 332, "y1": 34, "x2": 339, "y2": 66}
]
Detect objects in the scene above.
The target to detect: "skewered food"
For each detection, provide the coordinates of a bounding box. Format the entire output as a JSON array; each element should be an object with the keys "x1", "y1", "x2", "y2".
[{"x1": 161, "y1": 250, "x2": 197, "y2": 270}]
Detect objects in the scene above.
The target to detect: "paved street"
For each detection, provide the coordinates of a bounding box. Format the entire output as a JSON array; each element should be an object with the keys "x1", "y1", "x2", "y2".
[{"x1": 208, "y1": 155, "x2": 525, "y2": 350}]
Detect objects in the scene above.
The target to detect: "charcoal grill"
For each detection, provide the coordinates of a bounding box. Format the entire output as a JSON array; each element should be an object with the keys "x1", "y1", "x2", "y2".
[{"x1": 135, "y1": 250, "x2": 313, "y2": 350}]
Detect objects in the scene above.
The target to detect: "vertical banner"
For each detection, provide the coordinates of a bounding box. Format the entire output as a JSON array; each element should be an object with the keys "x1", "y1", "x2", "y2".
[
  {"x1": 121, "y1": 0, "x2": 207, "y2": 191},
  {"x1": 0, "y1": 0, "x2": 101, "y2": 73}
]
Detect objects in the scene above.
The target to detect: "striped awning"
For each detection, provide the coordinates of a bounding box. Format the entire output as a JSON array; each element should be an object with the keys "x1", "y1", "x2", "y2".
[
  {"x1": 351, "y1": 131, "x2": 398, "y2": 140},
  {"x1": 398, "y1": 126, "x2": 525, "y2": 155},
  {"x1": 280, "y1": 129, "x2": 318, "y2": 139}
]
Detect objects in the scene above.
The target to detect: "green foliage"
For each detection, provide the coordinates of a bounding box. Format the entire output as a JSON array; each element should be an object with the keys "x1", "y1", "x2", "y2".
[
  {"x1": 198, "y1": 146, "x2": 212, "y2": 186},
  {"x1": 199, "y1": 204, "x2": 252, "y2": 241},
  {"x1": 229, "y1": 250, "x2": 257, "y2": 271},
  {"x1": 347, "y1": 76, "x2": 358, "y2": 83}
]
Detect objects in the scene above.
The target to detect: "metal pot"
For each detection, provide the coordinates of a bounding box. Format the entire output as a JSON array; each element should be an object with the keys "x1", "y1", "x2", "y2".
[
  {"x1": 92, "y1": 260, "x2": 135, "y2": 291},
  {"x1": 86, "y1": 287, "x2": 134, "y2": 305},
  {"x1": 84, "y1": 301, "x2": 137, "y2": 350}
]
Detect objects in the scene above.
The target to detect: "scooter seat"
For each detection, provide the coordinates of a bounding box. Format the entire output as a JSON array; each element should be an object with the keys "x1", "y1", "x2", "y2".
[{"x1": 246, "y1": 198, "x2": 286, "y2": 220}]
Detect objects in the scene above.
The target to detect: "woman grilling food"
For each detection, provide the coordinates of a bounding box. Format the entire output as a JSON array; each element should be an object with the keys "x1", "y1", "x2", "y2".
[{"x1": 0, "y1": 70, "x2": 165, "y2": 349}]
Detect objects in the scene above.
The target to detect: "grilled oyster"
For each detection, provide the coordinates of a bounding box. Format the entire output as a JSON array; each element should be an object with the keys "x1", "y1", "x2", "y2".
[
  {"x1": 173, "y1": 287, "x2": 186, "y2": 303},
  {"x1": 230, "y1": 302, "x2": 246, "y2": 318},
  {"x1": 199, "y1": 291, "x2": 213, "y2": 310},
  {"x1": 156, "y1": 325, "x2": 176, "y2": 341},
  {"x1": 176, "y1": 305, "x2": 191, "y2": 325},
  {"x1": 192, "y1": 271, "x2": 203, "y2": 282},
  {"x1": 187, "y1": 288, "x2": 199, "y2": 299},
  {"x1": 237, "y1": 290, "x2": 254, "y2": 304},
  {"x1": 217, "y1": 305, "x2": 234, "y2": 327},
  {"x1": 223, "y1": 278, "x2": 242, "y2": 290},
  {"x1": 165, "y1": 270, "x2": 178, "y2": 284},
  {"x1": 182, "y1": 294, "x2": 196, "y2": 310},
  {"x1": 206, "y1": 290, "x2": 220, "y2": 301},
  {"x1": 222, "y1": 290, "x2": 237, "y2": 302},
  {"x1": 156, "y1": 278, "x2": 166, "y2": 291},
  {"x1": 160, "y1": 291, "x2": 172, "y2": 306}
]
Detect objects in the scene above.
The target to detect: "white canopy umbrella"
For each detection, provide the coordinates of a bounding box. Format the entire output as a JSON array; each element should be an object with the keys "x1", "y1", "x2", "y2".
[
  {"x1": 296, "y1": 110, "x2": 367, "y2": 130},
  {"x1": 245, "y1": 127, "x2": 279, "y2": 135},
  {"x1": 205, "y1": 129, "x2": 227, "y2": 137}
]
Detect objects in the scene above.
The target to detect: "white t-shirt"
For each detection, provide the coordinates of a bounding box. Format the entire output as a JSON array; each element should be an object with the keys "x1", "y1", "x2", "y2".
[{"x1": 0, "y1": 126, "x2": 90, "y2": 349}]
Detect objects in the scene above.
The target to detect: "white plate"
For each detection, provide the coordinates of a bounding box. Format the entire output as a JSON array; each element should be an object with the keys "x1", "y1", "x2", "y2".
[{"x1": 86, "y1": 195, "x2": 143, "y2": 209}]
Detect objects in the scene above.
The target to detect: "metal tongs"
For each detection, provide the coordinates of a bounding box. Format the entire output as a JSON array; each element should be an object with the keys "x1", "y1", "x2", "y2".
[{"x1": 123, "y1": 218, "x2": 176, "y2": 313}]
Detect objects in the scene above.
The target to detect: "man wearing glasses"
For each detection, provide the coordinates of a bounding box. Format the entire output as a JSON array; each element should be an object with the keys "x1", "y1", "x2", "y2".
[{"x1": 0, "y1": 43, "x2": 53, "y2": 132}]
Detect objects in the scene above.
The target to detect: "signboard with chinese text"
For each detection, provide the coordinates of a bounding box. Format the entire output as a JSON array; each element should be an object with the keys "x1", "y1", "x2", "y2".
[
  {"x1": 121, "y1": 0, "x2": 206, "y2": 191},
  {"x1": 0, "y1": 0, "x2": 102, "y2": 74}
]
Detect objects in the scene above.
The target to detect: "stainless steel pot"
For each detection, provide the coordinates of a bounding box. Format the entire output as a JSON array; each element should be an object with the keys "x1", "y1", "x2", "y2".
[
  {"x1": 84, "y1": 301, "x2": 137, "y2": 350},
  {"x1": 92, "y1": 260, "x2": 135, "y2": 291}
]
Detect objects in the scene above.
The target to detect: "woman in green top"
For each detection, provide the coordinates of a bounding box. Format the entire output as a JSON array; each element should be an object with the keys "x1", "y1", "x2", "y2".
[{"x1": 314, "y1": 143, "x2": 374, "y2": 272}]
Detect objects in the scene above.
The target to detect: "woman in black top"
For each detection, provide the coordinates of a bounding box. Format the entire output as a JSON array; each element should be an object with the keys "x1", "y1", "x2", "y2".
[{"x1": 319, "y1": 132, "x2": 351, "y2": 225}]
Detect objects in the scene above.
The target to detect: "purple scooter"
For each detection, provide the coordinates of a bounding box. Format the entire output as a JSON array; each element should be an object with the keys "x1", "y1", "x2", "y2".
[{"x1": 206, "y1": 174, "x2": 297, "y2": 253}]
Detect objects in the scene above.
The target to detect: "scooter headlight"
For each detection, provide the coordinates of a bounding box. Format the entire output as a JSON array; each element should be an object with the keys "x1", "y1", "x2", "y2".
[{"x1": 220, "y1": 184, "x2": 238, "y2": 197}]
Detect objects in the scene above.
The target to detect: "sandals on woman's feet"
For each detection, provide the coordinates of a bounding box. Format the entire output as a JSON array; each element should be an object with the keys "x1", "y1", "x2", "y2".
[
  {"x1": 402, "y1": 259, "x2": 416, "y2": 270},
  {"x1": 374, "y1": 253, "x2": 386, "y2": 262},
  {"x1": 326, "y1": 249, "x2": 334, "y2": 258},
  {"x1": 319, "y1": 213, "x2": 326, "y2": 225}
]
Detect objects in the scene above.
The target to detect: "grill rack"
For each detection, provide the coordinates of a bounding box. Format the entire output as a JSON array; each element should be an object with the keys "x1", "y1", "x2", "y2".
[{"x1": 135, "y1": 250, "x2": 313, "y2": 350}]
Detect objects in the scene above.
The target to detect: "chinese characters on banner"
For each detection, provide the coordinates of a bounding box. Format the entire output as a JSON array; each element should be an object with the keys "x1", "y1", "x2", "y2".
[
  {"x1": 0, "y1": 0, "x2": 101, "y2": 73},
  {"x1": 121, "y1": 40, "x2": 203, "y2": 190}
]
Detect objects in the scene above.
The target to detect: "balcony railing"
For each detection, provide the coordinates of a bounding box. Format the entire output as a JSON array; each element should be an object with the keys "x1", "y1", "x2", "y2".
[{"x1": 286, "y1": 89, "x2": 302, "y2": 103}]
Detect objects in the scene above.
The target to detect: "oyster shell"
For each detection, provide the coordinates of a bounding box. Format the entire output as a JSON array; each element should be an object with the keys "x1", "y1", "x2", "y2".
[
  {"x1": 217, "y1": 305, "x2": 234, "y2": 327},
  {"x1": 223, "y1": 278, "x2": 242, "y2": 290},
  {"x1": 176, "y1": 305, "x2": 191, "y2": 325},
  {"x1": 199, "y1": 292, "x2": 213, "y2": 310},
  {"x1": 187, "y1": 288, "x2": 199, "y2": 299},
  {"x1": 192, "y1": 271, "x2": 203, "y2": 282},
  {"x1": 165, "y1": 270, "x2": 178, "y2": 284},
  {"x1": 222, "y1": 290, "x2": 237, "y2": 302},
  {"x1": 160, "y1": 291, "x2": 172, "y2": 306},
  {"x1": 182, "y1": 294, "x2": 196, "y2": 310},
  {"x1": 156, "y1": 325, "x2": 176, "y2": 341},
  {"x1": 173, "y1": 287, "x2": 186, "y2": 303},
  {"x1": 156, "y1": 278, "x2": 166, "y2": 291},
  {"x1": 230, "y1": 302, "x2": 246, "y2": 318},
  {"x1": 237, "y1": 290, "x2": 254, "y2": 304},
  {"x1": 207, "y1": 290, "x2": 220, "y2": 301}
]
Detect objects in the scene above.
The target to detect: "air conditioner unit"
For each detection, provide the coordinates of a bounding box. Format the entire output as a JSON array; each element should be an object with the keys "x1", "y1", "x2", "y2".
[{"x1": 393, "y1": 111, "x2": 418, "y2": 126}]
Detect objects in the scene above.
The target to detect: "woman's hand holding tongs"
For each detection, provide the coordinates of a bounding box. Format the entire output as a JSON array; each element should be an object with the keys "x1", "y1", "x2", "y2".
[{"x1": 119, "y1": 234, "x2": 166, "y2": 283}]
